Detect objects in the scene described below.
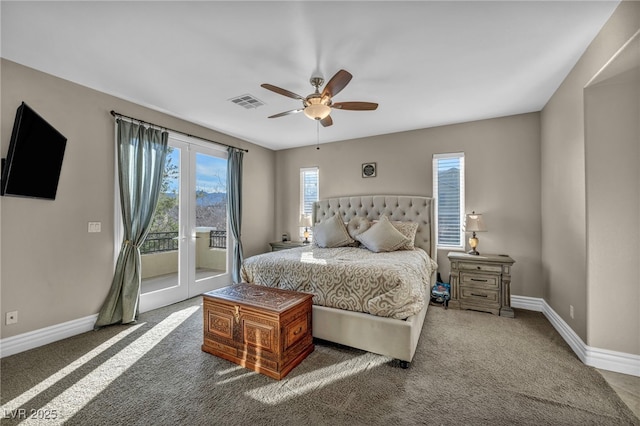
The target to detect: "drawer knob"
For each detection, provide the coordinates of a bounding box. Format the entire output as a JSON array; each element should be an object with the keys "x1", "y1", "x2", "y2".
[
  {"x1": 476, "y1": 266, "x2": 481, "y2": 269},
  {"x1": 293, "y1": 327, "x2": 303, "y2": 336},
  {"x1": 471, "y1": 293, "x2": 488, "y2": 298},
  {"x1": 471, "y1": 278, "x2": 488, "y2": 282}
]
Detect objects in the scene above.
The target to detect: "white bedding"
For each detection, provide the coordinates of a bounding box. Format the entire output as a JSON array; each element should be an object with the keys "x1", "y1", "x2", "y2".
[{"x1": 240, "y1": 245, "x2": 437, "y2": 319}]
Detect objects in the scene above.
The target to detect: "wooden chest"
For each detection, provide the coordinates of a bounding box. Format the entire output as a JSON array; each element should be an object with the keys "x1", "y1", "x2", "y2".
[{"x1": 202, "y1": 283, "x2": 314, "y2": 380}]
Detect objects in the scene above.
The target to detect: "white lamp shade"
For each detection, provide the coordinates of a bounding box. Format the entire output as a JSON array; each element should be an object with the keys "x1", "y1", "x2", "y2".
[
  {"x1": 464, "y1": 213, "x2": 486, "y2": 232},
  {"x1": 299, "y1": 214, "x2": 312, "y2": 227}
]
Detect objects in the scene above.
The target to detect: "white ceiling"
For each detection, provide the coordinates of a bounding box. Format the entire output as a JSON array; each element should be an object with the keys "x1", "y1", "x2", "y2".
[{"x1": 1, "y1": 1, "x2": 620, "y2": 151}]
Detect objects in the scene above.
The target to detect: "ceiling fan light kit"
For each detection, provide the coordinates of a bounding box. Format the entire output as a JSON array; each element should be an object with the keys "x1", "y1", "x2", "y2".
[
  {"x1": 261, "y1": 69, "x2": 378, "y2": 127},
  {"x1": 303, "y1": 98, "x2": 331, "y2": 120}
]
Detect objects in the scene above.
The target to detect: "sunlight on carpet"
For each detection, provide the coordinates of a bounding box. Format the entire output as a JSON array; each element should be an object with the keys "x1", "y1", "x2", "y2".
[
  {"x1": 216, "y1": 366, "x2": 245, "y2": 376},
  {"x1": 245, "y1": 353, "x2": 388, "y2": 405},
  {"x1": 4, "y1": 305, "x2": 199, "y2": 425},
  {"x1": 0, "y1": 323, "x2": 144, "y2": 415},
  {"x1": 216, "y1": 371, "x2": 258, "y2": 385}
]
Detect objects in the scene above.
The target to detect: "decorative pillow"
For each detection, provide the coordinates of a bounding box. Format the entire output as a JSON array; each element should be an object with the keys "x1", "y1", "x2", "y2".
[
  {"x1": 391, "y1": 221, "x2": 419, "y2": 250},
  {"x1": 356, "y1": 216, "x2": 410, "y2": 253},
  {"x1": 371, "y1": 219, "x2": 419, "y2": 250},
  {"x1": 346, "y1": 216, "x2": 371, "y2": 240},
  {"x1": 313, "y1": 214, "x2": 355, "y2": 248}
]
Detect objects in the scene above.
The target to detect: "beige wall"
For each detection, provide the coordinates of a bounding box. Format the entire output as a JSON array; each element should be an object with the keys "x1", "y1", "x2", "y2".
[
  {"x1": 540, "y1": 0, "x2": 639, "y2": 352},
  {"x1": 585, "y1": 64, "x2": 639, "y2": 353},
  {"x1": 275, "y1": 113, "x2": 542, "y2": 298},
  {"x1": 0, "y1": 59, "x2": 276, "y2": 339}
]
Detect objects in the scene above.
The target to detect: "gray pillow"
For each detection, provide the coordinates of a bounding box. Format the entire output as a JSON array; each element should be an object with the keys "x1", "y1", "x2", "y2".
[
  {"x1": 371, "y1": 219, "x2": 419, "y2": 250},
  {"x1": 356, "y1": 216, "x2": 410, "y2": 252},
  {"x1": 313, "y1": 214, "x2": 356, "y2": 248}
]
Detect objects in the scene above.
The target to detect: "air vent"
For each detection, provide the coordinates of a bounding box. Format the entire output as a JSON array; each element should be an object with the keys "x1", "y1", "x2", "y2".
[{"x1": 229, "y1": 94, "x2": 265, "y2": 109}]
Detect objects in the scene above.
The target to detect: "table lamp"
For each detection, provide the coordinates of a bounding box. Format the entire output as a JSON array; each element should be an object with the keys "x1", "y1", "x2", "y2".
[
  {"x1": 299, "y1": 214, "x2": 312, "y2": 243},
  {"x1": 464, "y1": 211, "x2": 486, "y2": 255}
]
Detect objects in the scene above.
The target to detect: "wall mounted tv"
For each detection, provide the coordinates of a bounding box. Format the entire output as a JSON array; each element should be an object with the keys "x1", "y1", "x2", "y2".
[{"x1": 1, "y1": 102, "x2": 67, "y2": 200}]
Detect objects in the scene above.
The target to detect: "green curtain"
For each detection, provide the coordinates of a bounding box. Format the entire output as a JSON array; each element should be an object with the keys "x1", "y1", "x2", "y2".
[
  {"x1": 227, "y1": 147, "x2": 244, "y2": 283},
  {"x1": 95, "y1": 119, "x2": 168, "y2": 328}
]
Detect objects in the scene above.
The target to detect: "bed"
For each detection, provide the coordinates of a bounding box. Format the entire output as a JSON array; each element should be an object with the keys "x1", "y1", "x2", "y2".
[{"x1": 241, "y1": 195, "x2": 437, "y2": 367}]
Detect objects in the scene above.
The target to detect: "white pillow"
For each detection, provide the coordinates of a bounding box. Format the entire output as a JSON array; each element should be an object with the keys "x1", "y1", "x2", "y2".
[
  {"x1": 356, "y1": 216, "x2": 410, "y2": 253},
  {"x1": 313, "y1": 214, "x2": 355, "y2": 248}
]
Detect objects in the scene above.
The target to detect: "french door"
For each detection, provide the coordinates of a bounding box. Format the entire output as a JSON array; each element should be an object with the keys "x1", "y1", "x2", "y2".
[{"x1": 134, "y1": 134, "x2": 232, "y2": 313}]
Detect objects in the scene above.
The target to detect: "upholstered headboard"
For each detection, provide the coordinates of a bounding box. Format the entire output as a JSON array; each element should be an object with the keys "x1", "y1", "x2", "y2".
[{"x1": 312, "y1": 195, "x2": 436, "y2": 257}]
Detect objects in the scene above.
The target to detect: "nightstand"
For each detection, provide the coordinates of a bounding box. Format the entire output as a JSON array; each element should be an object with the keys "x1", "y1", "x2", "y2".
[
  {"x1": 447, "y1": 252, "x2": 515, "y2": 317},
  {"x1": 269, "y1": 240, "x2": 309, "y2": 252}
]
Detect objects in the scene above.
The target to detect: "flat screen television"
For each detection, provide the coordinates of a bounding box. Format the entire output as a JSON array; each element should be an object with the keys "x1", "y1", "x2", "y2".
[{"x1": 1, "y1": 102, "x2": 67, "y2": 200}]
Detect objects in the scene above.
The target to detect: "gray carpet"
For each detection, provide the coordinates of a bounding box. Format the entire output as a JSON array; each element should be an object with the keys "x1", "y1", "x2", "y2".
[{"x1": 1, "y1": 297, "x2": 638, "y2": 426}]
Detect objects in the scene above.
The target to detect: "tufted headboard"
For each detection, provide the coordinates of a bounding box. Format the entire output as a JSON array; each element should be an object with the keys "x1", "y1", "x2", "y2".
[{"x1": 312, "y1": 195, "x2": 436, "y2": 258}]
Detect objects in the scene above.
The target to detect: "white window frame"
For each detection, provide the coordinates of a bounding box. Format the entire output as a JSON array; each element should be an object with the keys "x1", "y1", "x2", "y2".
[
  {"x1": 432, "y1": 152, "x2": 465, "y2": 250},
  {"x1": 299, "y1": 167, "x2": 319, "y2": 239}
]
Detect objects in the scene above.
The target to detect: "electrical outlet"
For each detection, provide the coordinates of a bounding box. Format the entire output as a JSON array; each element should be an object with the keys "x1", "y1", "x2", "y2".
[
  {"x1": 6, "y1": 311, "x2": 18, "y2": 325},
  {"x1": 570, "y1": 305, "x2": 574, "y2": 319},
  {"x1": 88, "y1": 222, "x2": 101, "y2": 233}
]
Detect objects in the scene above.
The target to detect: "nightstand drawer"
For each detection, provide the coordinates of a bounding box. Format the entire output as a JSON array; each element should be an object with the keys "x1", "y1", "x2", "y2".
[
  {"x1": 460, "y1": 272, "x2": 499, "y2": 289},
  {"x1": 448, "y1": 252, "x2": 515, "y2": 317},
  {"x1": 460, "y1": 287, "x2": 500, "y2": 305},
  {"x1": 458, "y1": 262, "x2": 503, "y2": 273}
]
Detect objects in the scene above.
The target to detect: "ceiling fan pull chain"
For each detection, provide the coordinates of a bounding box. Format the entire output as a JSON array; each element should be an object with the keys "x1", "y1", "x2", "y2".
[{"x1": 316, "y1": 121, "x2": 320, "y2": 150}]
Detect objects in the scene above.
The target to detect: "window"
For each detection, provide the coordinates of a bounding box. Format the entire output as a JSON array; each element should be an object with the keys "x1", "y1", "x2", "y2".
[
  {"x1": 433, "y1": 153, "x2": 465, "y2": 249},
  {"x1": 300, "y1": 167, "x2": 319, "y2": 239}
]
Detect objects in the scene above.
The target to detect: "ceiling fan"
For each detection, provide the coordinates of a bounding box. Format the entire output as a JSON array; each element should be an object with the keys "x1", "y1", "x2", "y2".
[{"x1": 261, "y1": 69, "x2": 378, "y2": 127}]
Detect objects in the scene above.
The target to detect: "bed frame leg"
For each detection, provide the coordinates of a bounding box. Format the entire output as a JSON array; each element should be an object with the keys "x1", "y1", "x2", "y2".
[{"x1": 399, "y1": 360, "x2": 410, "y2": 369}]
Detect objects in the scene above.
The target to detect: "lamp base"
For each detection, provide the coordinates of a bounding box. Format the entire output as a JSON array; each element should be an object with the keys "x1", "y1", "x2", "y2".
[
  {"x1": 303, "y1": 238, "x2": 310, "y2": 244},
  {"x1": 468, "y1": 234, "x2": 480, "y2": 255}
]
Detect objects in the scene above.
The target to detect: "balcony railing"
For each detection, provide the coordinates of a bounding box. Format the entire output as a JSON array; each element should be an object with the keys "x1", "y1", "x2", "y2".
[
  {"x1": 209, "y1": 230, "x2": 226, "y2": 249},
  {"x1": 141, "y1": 232, "x2": 179, "y2": 254},
  {"x1": 141, "y1": 230, "x2": 227, "y2": 254}
]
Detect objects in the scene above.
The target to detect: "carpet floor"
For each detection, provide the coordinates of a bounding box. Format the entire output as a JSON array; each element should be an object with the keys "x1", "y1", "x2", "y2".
[{"x1": 1, "y1": 297, "x2": 638, "y2": 425}]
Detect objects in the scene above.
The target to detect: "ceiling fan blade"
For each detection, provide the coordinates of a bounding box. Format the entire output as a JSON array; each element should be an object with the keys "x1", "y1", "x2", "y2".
[
  {"x1": 268, "y1": 109, "x2": 304, "y2": 119},
  {"x1": 320, "y1": 115, "x2": 333, "y2": 127},
  {"x1": 332, "y1": 102, "x2": 378, "y2": 111},
  {"x1": 321, "y1": 69, "x2": 352, "y2": 98},
  {"x1": 261, "y1": 84, "x2": 306, "y2": 100}
]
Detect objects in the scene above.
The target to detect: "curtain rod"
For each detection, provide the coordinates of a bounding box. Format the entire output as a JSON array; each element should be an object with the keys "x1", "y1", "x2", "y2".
[{"x1": 110, "y1": 110, "x2": 248, "y2": 153}]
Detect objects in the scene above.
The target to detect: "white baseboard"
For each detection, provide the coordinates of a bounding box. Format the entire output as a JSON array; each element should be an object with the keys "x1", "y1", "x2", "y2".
[
  {"x1": 2, "y1": 299, "x2": 639, "y2": 378},
  {"x1": 0, "y1": 314, "x2": 98, "y2": 358},
  {"x1": 512, "y1": 295, "x2": 640, "y2": 377}
]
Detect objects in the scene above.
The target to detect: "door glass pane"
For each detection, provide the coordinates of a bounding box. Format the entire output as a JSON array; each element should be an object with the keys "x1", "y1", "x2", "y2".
[
  {"x1": 194, "y1": 152, "x2": 227, "y2": 282},
  {"x1": 141, "y1": 147, "x2": 180, "y2": 294}
]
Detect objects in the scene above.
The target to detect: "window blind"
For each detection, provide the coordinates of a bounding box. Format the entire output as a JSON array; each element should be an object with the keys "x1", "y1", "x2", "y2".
[
  {"x1": 300, "y1": 167, "x2": 319, "y2": 216},
  {"x1": 433, "y1": 153, "x2": 465, "y2": 248},
  {"x1": 299, "y1": 167, "x2": 319, "y2": 239}
]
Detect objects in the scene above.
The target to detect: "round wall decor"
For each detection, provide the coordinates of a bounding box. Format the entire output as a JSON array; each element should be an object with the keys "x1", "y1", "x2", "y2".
[{"x1": 362, "y1": 162, "x2": 376, "y2": 178}]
